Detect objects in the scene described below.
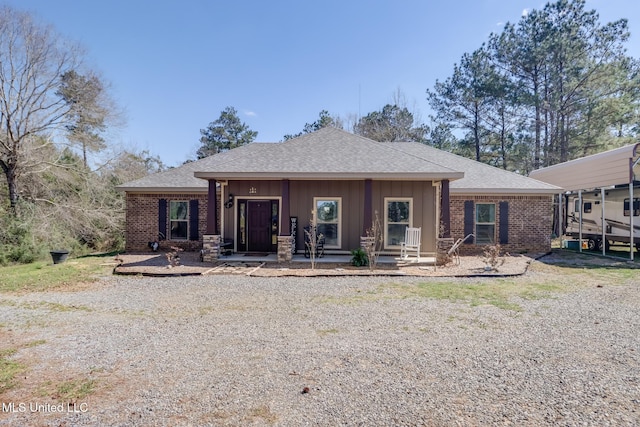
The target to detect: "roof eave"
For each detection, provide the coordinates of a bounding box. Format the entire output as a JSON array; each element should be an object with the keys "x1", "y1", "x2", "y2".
[
  {"x1": 193, "y1": 172, "x2": 465, "y2": 180},
  {"x1": 451, "y1": 187, "x2": 562, "y2": 195},
  {"x1": 117, "y1": 186, "x2": 208, "y2": 193}
]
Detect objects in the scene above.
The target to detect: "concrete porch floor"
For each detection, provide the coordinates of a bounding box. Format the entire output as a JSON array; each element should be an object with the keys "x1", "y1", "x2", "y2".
[
  {"x1": 220, "y1": 254, "x2": 436, "y2": 265},
  {"x1": 112, "y1": 251, "x2": 534, "y2": 277}
]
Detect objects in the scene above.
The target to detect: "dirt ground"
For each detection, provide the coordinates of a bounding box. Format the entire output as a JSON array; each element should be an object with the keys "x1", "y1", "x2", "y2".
[{"x1": 112, "y1": 250, "x2": 540, "y2": 277}]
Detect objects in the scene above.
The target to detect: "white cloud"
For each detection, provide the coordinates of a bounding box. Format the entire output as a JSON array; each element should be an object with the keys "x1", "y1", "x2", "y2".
[
  {"x1": 522, "y1": 8, "x2": 530, "y2": 17},
  {"x1": 243, "y1": 110, "x2": 257, "y2": 117}
]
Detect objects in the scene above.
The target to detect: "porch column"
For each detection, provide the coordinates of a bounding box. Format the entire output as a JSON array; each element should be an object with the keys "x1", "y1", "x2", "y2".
[
  {"x1": 280, "y1": 179, "x2": 290, "y2": 235},
  {"x1": 207, "y1": 179, "x2": 218, "y2": 235},
  {"x1": 277, "y1": 179, "x2": 293, "y2": 262},
  {"x1": 441, "y1": 179, "x2": 451, "y2": 238},
  {"x1": 363, "y1": 179, "x2": 372, "y2": 235}
]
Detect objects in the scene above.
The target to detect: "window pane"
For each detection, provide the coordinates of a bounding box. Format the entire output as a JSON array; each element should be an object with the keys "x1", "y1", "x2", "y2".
[
  {"x1": 476, "y1": 204, "x2": 495, "y2": 223},
  {"x1": 387, "y1": 224, "x2": 407, "y2": 246},
  {"x1": 239, "y1": 202, "x2": 246, "y2": 246},
  {"x1": 387, "y1": 201, "x2": 410, "y2": 223},
  {"x1": 316, "y1": 200, "x2": 338, "y2": 222},
  {"x1": 317, "y1": 224, "x2": 338, "y2": 246},
  {"x1": 170, "y1": 201, "x2": 188, "y2": 220},
  {"x1": 170, "y1": 221, "x2": 188, "y2": 240},
  {"x1": 476, "y1": 224, "x2": 495, "y2": 244}
]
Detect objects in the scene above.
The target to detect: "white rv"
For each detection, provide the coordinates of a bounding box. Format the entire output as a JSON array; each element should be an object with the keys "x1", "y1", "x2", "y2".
[{"x1": 565, "y1": 185, "x2": 640, "y2": 251}]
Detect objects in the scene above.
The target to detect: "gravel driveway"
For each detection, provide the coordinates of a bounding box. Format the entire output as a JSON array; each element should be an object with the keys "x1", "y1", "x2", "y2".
[{"x1": 0, "y1": 258, "x2": 639, "y2": 426}]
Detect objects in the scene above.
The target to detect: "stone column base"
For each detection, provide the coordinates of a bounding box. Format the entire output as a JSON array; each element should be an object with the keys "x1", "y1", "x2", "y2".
[
  {"x1": 277, "y1": 236, "x2": 293, "y2": 262},
  {"x1": 202, "y1": 234, "x2": 221, "y2": 262}
]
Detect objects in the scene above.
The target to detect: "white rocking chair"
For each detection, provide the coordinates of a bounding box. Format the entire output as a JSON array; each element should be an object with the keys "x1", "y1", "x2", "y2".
[{"x1": 400, "y1": 227, "x2": 421, "y2": 261}]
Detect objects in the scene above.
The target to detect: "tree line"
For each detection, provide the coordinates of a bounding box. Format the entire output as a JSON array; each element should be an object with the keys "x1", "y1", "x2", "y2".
[
  {"x1": 427, "y1": 0, "x2": 638, "y2": 173},
  {"x1": 0, "y1": 6, "x2": 163, "y2": 263},
  {"x1": 198, "y1": 0, "x2": 639, "y2": 176}
]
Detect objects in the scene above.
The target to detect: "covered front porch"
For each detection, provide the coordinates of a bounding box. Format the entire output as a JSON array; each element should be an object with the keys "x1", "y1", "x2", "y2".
[{"x1": 200, "y1": 177, "x2": 454, "y2": 263}]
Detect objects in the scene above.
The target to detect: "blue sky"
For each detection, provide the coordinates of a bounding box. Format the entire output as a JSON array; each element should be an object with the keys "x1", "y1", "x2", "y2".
[{"x1": 5, "y1": 0, "x2": 640, "y2": 166}]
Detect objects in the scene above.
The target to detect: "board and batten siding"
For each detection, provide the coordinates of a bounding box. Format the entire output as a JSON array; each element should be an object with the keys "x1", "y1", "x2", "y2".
[
  {"x1": 289, "y1": 180, "x2": 364, "y2": 252},
  {"x1": 372, "y1": 181, "x2": 437, "y2": 253},
  {"x1": 222, "y1": 179, "x2": 438, "y2": 254},
  {"x1": 290, "y1": 180, "x2": 437, "y2": 253},
  {"x1": 224, "y1": 180, "x2": 283, "y2": 239}
]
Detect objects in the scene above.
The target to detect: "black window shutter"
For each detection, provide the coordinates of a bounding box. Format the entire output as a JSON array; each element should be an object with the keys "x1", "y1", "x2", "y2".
[
  {"x1": 499, "y1": 201, "x2": 509, "y2": 244},
  {"x1": 158, "y1": 199, "x2": 167, "y2": 240},
  {"x1": 463, "y1": 200, "x2": 475, "y2": 244},
  {"x1": 189, "y1": 199, "x2": 199, "y2": 241}
]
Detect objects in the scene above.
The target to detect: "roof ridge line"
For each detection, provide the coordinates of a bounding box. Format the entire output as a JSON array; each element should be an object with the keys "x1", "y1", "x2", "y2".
[{"x1": 380, "y1": 141, "x2": 461, "y2": 174}]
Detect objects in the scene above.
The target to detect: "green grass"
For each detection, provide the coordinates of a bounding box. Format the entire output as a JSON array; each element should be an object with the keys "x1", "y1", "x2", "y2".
[
  {"x1": 55, "y1": 378, "x2": 96, "y2": 400},
  {"x1": 0, "y1": 254, "x2": 115, "y2": 293},
  {"x1": 0, "y1": 339, "x2": 47, "y2": 394},
  {"x1": 0, "y1": 349, "x2": 23, "y2": 394},
  {"x1": 321, "y1": 250, "x2": 639, "y2": 311},
  {"x1": 0, "y1": 340, "x2": 46, "y2": 394},
  {"x1": 321, "y1": 280, "x2": 562, "y2": 311},
  {"x1": 406, "y1": 280, "x2": 562, "y2": 311},
  {"x1": 36, "y1": 377, "x2": 97, "y2": 401}
]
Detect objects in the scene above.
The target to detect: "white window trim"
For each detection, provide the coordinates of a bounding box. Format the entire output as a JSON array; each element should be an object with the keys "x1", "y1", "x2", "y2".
[
  {"x1": 313, "y1": 197, "x2": 342, "y2": 249},
  {"x1": 475, "y1": 203, "x2": 496, "y2": 245},
  {"x1": 169, "y1": 200, "x2": 189, "y2": 241},
  {"x1": 384, "y1": 197, "x2": 413, "y2": 249}
]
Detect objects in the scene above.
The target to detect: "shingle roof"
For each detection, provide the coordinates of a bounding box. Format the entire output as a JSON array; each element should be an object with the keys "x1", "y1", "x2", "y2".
[
  {"x1": 116, "y1": 156, "x2": 209, "y2": 192},
  {"x1": 391, "y1": 142, "x2": 562, "y2": 194},
  {"x1": 117, "y1": 127, "x2": 560, "y2": 194},
  {"x1": 192, "y1": 127, "x2": 462, "y2": 179}
]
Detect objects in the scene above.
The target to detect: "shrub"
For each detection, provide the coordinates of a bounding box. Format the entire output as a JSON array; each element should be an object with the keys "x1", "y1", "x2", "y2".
[
  {"x1": 482, "y1": 243, "x2": 506, "y2": 271},
  {"x1": 350, "y1": 248, "x2": 368, "y2": 267},
  {"x1": 0, "y1": 211, "x2": 41, "y2": 265}
]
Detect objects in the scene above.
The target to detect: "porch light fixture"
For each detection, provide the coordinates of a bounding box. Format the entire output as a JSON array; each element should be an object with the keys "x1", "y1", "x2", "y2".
[{"x1": 224, "y1": 194, "x2": 234, "y2": 209}]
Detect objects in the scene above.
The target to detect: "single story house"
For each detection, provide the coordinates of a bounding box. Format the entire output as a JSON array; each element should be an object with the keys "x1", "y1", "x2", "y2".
[{"x1": 117, "y1": 127, "x2": 560, "y2": 259}]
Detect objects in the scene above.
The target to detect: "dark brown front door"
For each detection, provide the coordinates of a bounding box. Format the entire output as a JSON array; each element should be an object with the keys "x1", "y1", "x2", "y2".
[{"x1": 247, "y1": 200, "x2": 272, "y2": 252}]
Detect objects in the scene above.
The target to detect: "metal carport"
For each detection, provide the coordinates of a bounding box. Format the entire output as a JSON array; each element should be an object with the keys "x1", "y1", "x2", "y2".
[{"x1": 530, "y1": 143, "x2": 640, "y2": 260}]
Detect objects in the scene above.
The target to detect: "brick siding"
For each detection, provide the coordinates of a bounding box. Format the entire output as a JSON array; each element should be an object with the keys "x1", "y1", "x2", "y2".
[
  {"x1": 450, "y1": 195, "x2": 553, "y2": 255},
  {"x1": 125, "y1": 192, "x2": 218, "y2": 252}
]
